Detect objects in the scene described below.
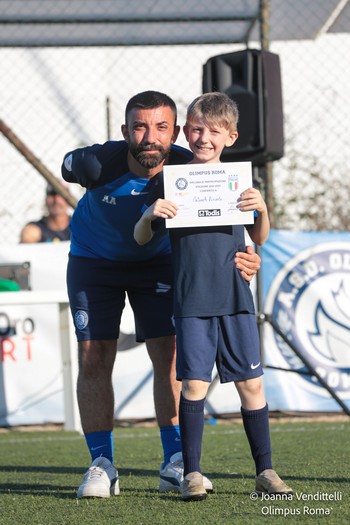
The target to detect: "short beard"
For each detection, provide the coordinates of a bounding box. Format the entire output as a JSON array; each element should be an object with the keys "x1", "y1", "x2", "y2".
[{"x1": 129, "y1": 143, "x2": 170, "y2": 169}]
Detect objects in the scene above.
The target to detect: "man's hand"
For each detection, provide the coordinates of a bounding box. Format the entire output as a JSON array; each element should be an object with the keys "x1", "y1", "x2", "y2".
[{"x1": 234, "y1": 245, "x2": 261, "y2": 282}]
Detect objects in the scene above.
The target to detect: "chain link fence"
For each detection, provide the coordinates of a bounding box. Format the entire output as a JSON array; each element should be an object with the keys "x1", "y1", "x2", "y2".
[{"x1": 0, "y1": 1, "x2": 349, "y2": 244}]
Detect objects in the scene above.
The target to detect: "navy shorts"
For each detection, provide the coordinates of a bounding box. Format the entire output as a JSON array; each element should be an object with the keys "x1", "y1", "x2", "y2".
[
  {"x1": 175, "y1": 313, "x2": 263, "y2": 383},
  {"x1": 67, "y1": 254, "x2": 175, "y2": 342}
]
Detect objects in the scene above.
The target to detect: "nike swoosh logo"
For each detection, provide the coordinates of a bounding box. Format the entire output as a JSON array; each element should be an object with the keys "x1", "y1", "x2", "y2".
[
  {"x1": 251, "y1": 362, "x2": 261, "y2": 370},
  {"x1": 91, "y1": 445, "x2": 107, "y2": 452},
  {"x1": 131, "y1": 189, "x2": 148, "y2": 196}
]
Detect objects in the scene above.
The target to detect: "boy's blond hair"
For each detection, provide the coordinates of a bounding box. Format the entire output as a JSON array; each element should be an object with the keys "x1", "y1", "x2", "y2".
[{"x1": 186, "y1": 92, "x2": 239, "y2": 133}]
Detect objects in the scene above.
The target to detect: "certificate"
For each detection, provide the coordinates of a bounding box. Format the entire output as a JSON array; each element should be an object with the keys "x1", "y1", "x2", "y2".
[{"x1": 163, "y1": 161, "x2": 254, "y2": 228}]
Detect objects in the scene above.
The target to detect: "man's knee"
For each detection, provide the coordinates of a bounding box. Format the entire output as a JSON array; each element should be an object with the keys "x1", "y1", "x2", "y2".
[
  {"x1": 78, "y1": 340, "x2": 117, "y2": 376},
  {"x1": 146, "y1": 336, "x2": 176, "y2": 361}
]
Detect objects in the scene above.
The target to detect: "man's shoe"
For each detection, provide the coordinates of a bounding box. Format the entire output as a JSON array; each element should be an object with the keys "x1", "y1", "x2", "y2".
[
  {"x1": 181, "y1": 471, "x2": 207, "y2": 501},
  {"x1": 159, "y1": 452, "x2": 213, "y2": 493},
  {"x1": 255, "y1": 469, "x2": 293, "y2": 495},
  {"x1": 77, "y1": 457, "x2": 120, "y2": 498}
]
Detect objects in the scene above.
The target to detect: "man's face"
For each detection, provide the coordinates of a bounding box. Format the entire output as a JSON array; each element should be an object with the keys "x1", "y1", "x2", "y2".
[
  {"x1": 46, "y1": 192, "x2": 69, "y2": 217},
  {"x1": 122, "y1": 106, "x2": 179, "y2": 169}
]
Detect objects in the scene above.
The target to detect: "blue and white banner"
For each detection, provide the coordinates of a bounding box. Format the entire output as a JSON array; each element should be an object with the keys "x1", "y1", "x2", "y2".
[
  {"x1": 262, "y1": 230, "x2": 350, "y2": 412},
  {"x1": 1, "y1": 234, "x2": 350, "y2": 428}
]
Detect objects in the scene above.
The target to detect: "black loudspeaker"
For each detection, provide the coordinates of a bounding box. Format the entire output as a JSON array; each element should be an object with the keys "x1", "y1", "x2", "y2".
[{"x1": 202, "y1": 49, "x2": 284, "y2": 166}]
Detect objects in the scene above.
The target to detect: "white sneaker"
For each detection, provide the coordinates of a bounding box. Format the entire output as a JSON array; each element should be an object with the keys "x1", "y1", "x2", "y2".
[
  {"x1": 159, "y1": 452, "x2": 213, "y2": 493},
  {"x1": 77, "y1": 457, "x2": 120, "y2": 498}
]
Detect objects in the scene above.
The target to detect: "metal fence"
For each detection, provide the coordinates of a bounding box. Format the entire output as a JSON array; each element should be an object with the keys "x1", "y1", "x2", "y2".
[{"x1": 0, "y1": 1, "x2": 349, "y2": 245}]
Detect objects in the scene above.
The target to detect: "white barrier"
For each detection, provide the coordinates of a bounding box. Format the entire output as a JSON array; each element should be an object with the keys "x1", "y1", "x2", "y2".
[
  {"x1": 0, "y1": 290, "x2": 80, "y2": 431},
  {"x1": 0, "y1": 242, "x2": 243, "y2": 430}
]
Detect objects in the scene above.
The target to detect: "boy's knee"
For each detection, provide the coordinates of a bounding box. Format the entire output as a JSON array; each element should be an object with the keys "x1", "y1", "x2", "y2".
[
  {"x1": 182, "y1": 379, "x2": 209, "y2": 400},
  {"x1": 236, "y1": 377, "x2": 264, "y2": 398}
]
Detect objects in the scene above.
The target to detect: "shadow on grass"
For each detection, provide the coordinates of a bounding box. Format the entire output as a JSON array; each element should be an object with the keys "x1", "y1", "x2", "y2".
[
  {"x1": 0, "y1": 466, "x2": 348, "y2": 499},
  {"x1": 1, "y1": 464, "x2": 349, "y2": 483},
  {"x1": 0, "y1": 483, "x2": 78, "y2": 498},
  {"x1": 0, "y1": 466, "x2": 88, "y2": 474}
]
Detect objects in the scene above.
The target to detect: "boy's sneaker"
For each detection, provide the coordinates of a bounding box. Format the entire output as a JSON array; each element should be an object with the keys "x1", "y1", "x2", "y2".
[
  {"x1": 255, "y1": 469, "x2": 293, "y2": 495},
  {"x1": 180, "y1": 471, "x2": 207, "y2": 501},
  {"x1": 159, "y1": 451, "x2": 213, "y2": 493},
  {"x1": 77, "y1": 457, "x2": 120, "y2": 498}
]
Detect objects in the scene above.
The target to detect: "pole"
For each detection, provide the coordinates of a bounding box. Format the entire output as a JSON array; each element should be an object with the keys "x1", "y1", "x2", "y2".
[{"x1": 0, "y1": 118, "x2": 78, "y2": 209}]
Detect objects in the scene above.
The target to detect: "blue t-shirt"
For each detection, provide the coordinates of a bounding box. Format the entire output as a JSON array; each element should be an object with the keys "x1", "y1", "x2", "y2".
[
  {"x1": 170, "y1": 225, "x2": 256, "y2": 317},
  {"x1": 61, "y1": 140, "x2": 192, "y2": 261}
]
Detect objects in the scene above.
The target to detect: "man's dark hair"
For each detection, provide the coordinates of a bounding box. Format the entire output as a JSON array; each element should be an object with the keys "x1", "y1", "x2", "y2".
[{"x1": 125, "y1": 90, "x2": 177, "y2": 124}]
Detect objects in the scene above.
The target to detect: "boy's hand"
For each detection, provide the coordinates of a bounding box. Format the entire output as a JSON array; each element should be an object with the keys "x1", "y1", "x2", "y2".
[
  {"x1": 144, "y1": 198, "x2": 178, "y2": 221},
  {"x1": 236, "y1": 188, "x2": 267, "y2": 214},
  {"x1": 134, "y1": 198, "x2": 178, "y2": 245},
  {"x1": 234, "y1": 246, "x2": 261, "y2": 282}
]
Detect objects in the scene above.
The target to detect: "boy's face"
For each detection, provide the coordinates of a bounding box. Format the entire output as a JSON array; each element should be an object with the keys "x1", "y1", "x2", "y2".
[
  {"x1": 184, "y1": 118, "x2": 238, "y2": 164},
  {"x1": 121, "y1": 106, "x2": 180, "y2": 169}
]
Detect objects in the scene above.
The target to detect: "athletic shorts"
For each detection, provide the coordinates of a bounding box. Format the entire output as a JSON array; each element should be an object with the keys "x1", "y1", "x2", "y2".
[
  {"x1": 175, "y1": 313, "x2": 263, "y2": 383},
  {"x1": 67, "y1": 254, "x2": 175, "y2": 342}
]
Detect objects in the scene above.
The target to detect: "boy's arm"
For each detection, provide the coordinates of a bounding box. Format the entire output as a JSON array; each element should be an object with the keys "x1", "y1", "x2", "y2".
[
  {"x1": 237, "y1": 188, "x2": 270, "y2": 245},
  {"x1": 134, "y1": 199, "x2": 178, "y2": 245},
  {"x1": 250, "y1": 209, "x2": 270, "y2": 245},
  {"x1": 134, "y1": 207, "x2": 156, "y2": 245}
]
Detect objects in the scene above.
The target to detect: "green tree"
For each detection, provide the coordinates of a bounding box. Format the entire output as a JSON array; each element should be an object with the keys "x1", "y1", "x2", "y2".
[{"x1": 272, "y1": 141, "x2": 350, "y2": 232}]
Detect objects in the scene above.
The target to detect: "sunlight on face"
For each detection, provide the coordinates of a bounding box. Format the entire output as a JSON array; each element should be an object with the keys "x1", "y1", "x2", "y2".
[
  {"x1": 184, "y1": 118, "x2": 238, "y2": 163},
  {"x1": 125, "y1": 107, "x2": 177, "y2": 168}
]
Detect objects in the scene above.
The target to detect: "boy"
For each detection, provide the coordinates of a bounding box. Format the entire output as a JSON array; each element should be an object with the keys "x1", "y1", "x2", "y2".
[{"x1": 134, "y1": 92, "x2": 293, "y2": 501}]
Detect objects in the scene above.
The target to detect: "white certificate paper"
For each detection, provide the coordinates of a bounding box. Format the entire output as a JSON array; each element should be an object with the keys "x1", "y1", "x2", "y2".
[{"x1": 163, "y1": 162, "x2": 254, "y2": 228}]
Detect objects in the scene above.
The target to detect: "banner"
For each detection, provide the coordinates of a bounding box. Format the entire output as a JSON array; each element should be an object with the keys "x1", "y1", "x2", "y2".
[
  {"x1": 261, "y1": 230, "x2": 350, "y2": 412},
  {"x1": 0, "y1": 303, "x2": 64, "y2": 426},
  {"x1": 0, "y1": 242, "x2": 243, "y2": 425},
  {"x1": 2, "y1": 233, "x2": 350, "y2": 428}
]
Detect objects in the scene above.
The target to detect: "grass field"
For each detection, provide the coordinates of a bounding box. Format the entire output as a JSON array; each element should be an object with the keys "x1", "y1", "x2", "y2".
[{"x1": 0, "y1": 418, "x2": 348, "y2": 525}]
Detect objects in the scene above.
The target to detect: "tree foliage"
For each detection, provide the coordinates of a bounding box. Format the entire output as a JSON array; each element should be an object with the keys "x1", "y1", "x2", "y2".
[{"x1": 271, "y1": 139, "x2": 350, "y2": 232}]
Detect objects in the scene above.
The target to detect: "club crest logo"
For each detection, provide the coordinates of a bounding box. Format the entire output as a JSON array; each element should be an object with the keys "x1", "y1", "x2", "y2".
[
  {"x1": 264, "y1": 242, "x2": 350, "y2": 398},
  {"x1": 175, "y1": 177, "x2": 188, "y2": 190},
  {"x1": 74, "y1": 310, "x2": 88, "y2": 331}
]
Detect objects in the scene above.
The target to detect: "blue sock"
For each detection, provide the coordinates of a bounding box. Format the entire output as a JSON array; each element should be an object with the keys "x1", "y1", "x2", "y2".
[
  {"x1": 160, "y1": 425, "x2": 182, "y2": 467},
  {"x1": 85, "y1": 431, "x2": 114, "y2": 464},
  {"x1": 241, "y1": 404, "x2": 272, "y2": 475},
  {"x1": 179, "y1": 394, "x2": 205, "y2": 477}
]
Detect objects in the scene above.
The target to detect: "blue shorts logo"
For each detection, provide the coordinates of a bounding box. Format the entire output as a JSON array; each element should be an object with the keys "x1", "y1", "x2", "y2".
[
  {"x1": 265, "y1": 242, "x2": 350, "y2": 397},
  {"x1": 74, "y1": 310, "x2": 88, "y2": 331}
]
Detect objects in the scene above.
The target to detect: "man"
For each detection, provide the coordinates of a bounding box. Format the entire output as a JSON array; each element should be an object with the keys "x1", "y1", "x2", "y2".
[
  {"x1": 61, "y1": 90, "x2": 261, "y2": 498},
  {"x1": 20, "y1": 182, "x2": 71, "y2": 243}
]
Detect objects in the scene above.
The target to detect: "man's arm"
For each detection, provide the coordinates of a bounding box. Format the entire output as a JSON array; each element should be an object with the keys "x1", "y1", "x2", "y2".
[
  {"x1": 234, "y1": 245, "x2": 261, "y2": 282},
  {"x1": 20, "y1": 223, "x2": 42, "y2": 243},
  {"x1": 61, "y1": 141, "x2": 128, "y2": 188}
]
